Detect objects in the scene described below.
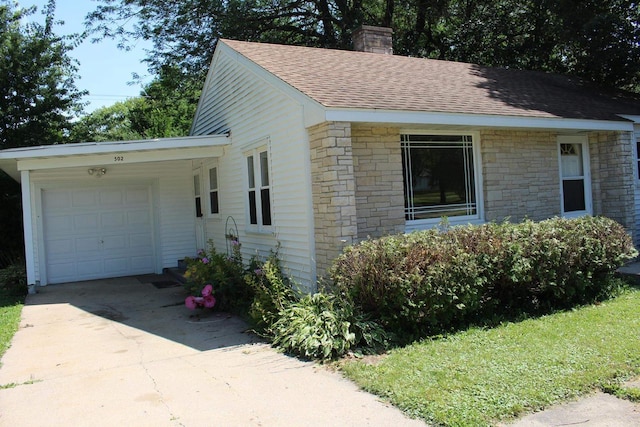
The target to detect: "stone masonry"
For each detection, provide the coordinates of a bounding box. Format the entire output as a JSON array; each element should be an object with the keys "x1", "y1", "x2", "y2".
[
  {"x1": 308, "y1": 122, "x2": 357, "y2": 279},
  {"x1": 481, "y1": 130, "x2": 560, "y2": 222},
  {"x1": 352, "y1": 125, "x2": 405, "y2": 239},
  {"x1": 589, "y1": 131, "x2": 636, "y2": 235}
]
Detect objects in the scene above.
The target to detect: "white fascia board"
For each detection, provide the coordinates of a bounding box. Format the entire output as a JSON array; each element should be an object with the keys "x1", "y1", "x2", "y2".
[
  {"x1": 216, "y1": 41, "x2": 326, "y2": 128},
  {"x1": 0, "y1": 134, "x2": 229, "y2": 160},
  {"x1": 618, "y1": 115, "x2": 640, "y2": 124},
  {"x1": 325, "y1": 109, "x2": 635, "y2": 132},
  {"x1": 16, "y1": 145, "x2": 227, "y2": 172}
]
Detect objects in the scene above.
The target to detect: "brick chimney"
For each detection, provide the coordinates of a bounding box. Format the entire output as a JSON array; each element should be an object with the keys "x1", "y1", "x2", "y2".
[{"x1": 353, "y1": 25, "x2": 393, "y2": 55}]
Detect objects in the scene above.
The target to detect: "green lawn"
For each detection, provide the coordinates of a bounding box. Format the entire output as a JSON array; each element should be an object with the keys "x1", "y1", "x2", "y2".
[
  {"x1": 0, "y1": 291, "x2": 24, "y2": 361},
  {"x1": 341, "y1": 286, "x2": 640, "y2": 427}
]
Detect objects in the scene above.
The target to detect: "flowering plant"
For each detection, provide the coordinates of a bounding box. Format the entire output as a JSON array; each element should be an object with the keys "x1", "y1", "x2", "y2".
[
  {"x1": 185, "y1": 284, "x2": 217, "y2": 310},
  {"x1": 182, "y1": 240, "x2": 252, "y2": 312}
]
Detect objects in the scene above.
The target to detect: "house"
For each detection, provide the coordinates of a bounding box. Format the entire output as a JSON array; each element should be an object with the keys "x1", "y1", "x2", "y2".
[{"x1": 2, "y1": 26, "x2": 640, "y2": 290}]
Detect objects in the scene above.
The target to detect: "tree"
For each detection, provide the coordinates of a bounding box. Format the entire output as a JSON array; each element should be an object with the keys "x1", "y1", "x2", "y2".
[
  {"x1": 0, "y1": 0, "x2": 85, "y2": 149},
  {"x1": 0, "y1": 0, "x2": 85, "y2": 267},
  {"x1": 70, "y1": 65, "x2": 200, "y2": 141},
  {"x1": 86, "y1": 0, "x2": 640, "y2": 92}
]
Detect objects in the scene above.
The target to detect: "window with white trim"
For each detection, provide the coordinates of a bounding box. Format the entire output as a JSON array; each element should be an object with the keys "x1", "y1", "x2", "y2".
[
  {"x1": 208, "y1": 166, "x2": 219, "y2": 215},
  {"x1": 193, "y1": 173, "x2": 203, "y2": 218},
  {"x1": 401, "y1": 134, "x2": 480, "y2": 223},
  {"x1": 636, "y1": 139, "x2": 640, "y2": 180},
  {"x1": 246, "y1": 148, "x2": 272, "y2": 229}
]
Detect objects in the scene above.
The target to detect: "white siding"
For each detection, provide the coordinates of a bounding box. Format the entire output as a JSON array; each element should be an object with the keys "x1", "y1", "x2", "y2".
[
  {"x1": 29, "y1": 160, "x2": 197, "y2": 284},
  {"x1": 634, "y1": 126, "x2": 640, "y2": 245},
  {"x1": 192, "y1": 48, "x2": 316, "y2": 288}
]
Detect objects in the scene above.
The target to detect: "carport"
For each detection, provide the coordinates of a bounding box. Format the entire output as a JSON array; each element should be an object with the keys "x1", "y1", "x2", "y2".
[{"x1": 0, "y1": 135, "x2": 229, "y2": 287}]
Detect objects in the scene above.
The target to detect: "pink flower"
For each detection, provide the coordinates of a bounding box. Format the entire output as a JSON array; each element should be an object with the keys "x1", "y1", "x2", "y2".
[
  {"x1": 254, "y1": 268, "x2": 264, "y2": 276},
  {"x1": 231, "y1": 240, "x2": 239, "y2": 246},
  {"x1": 203, "y1": 295, "x2": 216, "y2": 308},
  {"x1": 201, "y1": 257, "x2": 209, "y2": 264},
  {"x1": 198, "y1": 249, "x2": 205, "y2": 256},
  {"x1": 202, "y1": 284, "x2": 213, "y2": 297},
  {"x1": 185, "y1": 296, "x2": 197, "y2": 310}
]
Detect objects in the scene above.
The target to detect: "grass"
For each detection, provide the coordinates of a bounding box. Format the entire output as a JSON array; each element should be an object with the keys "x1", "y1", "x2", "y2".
[
  {"x1": 0, "y1": 289, "x2": 25, "y2": 361},
  {"x1": 341, "y1": 285, "x2": 640, "y2": 427}
]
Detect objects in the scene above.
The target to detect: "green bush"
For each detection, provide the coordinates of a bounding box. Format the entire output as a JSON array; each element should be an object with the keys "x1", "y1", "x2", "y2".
[
  {"x1": 330, "y1": 216, "x2": 637, "y2": 342},
  {"x1": 272, "y1": 293, "x2": 356, "y2": 360},
  {"x1": 0, "y1": 263, "x2": 27, "y2": 296},
  {"x1": 246, "y1": 252, "x2": 299, "y2": 334},
  {"x1": 183, "y1": 241, "x2": 253, "y2": 312}
]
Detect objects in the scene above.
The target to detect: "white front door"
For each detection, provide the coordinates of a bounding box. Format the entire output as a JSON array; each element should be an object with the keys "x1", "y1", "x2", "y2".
[
  {"x1": 558, "y1": 135, "x2": 592, "y2": 217},
  {"x1": 193, "y1": 169, "x2": 206, "y2": 251},
  {"x1": 42, "y1": 184, "x2": 155, "y2": 284}
]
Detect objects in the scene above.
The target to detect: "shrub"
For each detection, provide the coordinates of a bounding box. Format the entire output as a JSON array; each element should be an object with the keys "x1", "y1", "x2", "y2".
[
  {"x1": 272, "y1": 293, "x2": 356, "y2": 360},
  {"x1": 330, "y1": 216, "x2": 637, "y2": 343},
  {"x1": 183, "y1": 240, "x2": 253, "y2": 312},
  {"x1": 0, "y1": 263, "x2": 27, "y2": 296},
  {"x1": 246, "y1": 251, "x2": 299, "y2": 334}
]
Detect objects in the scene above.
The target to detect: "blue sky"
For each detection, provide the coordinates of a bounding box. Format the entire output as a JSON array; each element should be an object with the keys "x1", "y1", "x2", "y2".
[{"x1": 21, "y1": 0, "x2": 152, "y2": 115}]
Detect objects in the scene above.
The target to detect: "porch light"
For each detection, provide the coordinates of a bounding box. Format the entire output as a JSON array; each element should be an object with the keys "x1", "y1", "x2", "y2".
[{"x1": 87, "y1": 167, "x2": 107, "y2": 177}]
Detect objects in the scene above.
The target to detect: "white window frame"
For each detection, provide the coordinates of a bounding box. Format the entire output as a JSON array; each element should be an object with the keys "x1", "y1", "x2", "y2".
[
  {"x1": 207, "y1": 163, "x2": 220, "y2": 218},
  {"x1": 244, "y1": 145, "x2": 273, "y2": 233},
  {"x1": 401, "y1": 130, "x2": 484, "y2": 232},
  {"x1": 558, "y1": 135, "x2": 592, "y2": 218}
]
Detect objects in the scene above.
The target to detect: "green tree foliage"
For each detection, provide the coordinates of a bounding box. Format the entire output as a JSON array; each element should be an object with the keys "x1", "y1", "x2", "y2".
[
  {"x1": 86, "y1": 0, "x2": 640, "y2": 92},
  {"x1": 0, "y1": 0, "x2": 84, "y2": 149},
  {"x1": 71, "y1": 65, "x2": 200, "y2": 141},
  {"x1": 0, "y1": 0, "x2": 84, "y2": 267}
]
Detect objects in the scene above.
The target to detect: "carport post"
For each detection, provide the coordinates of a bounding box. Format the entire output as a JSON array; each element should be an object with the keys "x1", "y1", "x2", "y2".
[{"x1": 20, "y1": 170, "x2": 36, "y2": 291}]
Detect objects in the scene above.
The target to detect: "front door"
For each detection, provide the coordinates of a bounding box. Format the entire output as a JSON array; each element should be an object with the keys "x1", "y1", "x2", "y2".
[
  {"x1": 558, "y1": 135, "x2": 592, "y2": 217},
  {"x1": 193, "y1": 168, "x2": 206, "y2": 251}
]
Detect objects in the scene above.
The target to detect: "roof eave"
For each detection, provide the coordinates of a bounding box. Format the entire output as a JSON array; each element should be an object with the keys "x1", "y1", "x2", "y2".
[{"x1": 324, "y1": 109, "x2": 635, "y2": 132}]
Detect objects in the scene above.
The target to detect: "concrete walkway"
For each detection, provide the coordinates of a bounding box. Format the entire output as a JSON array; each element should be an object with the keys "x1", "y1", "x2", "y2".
[{"x1": 0, "y1": 276, "x2": 424, "y2": 427}]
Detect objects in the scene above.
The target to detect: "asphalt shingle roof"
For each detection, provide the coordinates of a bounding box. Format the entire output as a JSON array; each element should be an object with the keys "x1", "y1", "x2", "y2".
[{"x1": 222, "y1": 39, "x2": 640, "y2": 122}]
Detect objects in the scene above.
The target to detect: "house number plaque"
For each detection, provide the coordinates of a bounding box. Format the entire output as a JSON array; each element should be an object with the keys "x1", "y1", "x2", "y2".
[{"x1": 114, "y1": 155, "x2": 124, "y2": 162}]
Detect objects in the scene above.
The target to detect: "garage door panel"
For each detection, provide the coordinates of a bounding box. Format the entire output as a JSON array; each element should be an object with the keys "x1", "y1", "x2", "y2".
[
  {"x1": 101, "y1": 212, "x2": 125, "y2": 228},
  {"x1": 43, "y1": 190, "x2": 71, "y2": 210},
  {"x1": 43, "y1": 185, "x2": 155, "y2": 284},
  {"x1": 131, "y1": 256, "x2": 154, "y2": 271},
  {"x1": 127, "y1": 210, "x2": 151, "y2": 226},
  {"x1": 44, "y1": 216, "x2": 73, "y2": 235},
  {"x1": 46, "y1": 239, "x2": 74, "y2": 260},
  {"x1": 72, "y1": 190, "x2": 98, "y2": 208},
  {"x1": 102, "y1": 235, "x2": 127, "y2": 250},
  {"x1": 104, "y1": 258, "x2": 129, "y2": 273},
  {"x1": 130, "y1": 233, "x2": 152, "y2": 248},
  {"x1": 125, "y1": 188, "x2": 149, "y2": 204},
  {"x1": 76, "y1": 260, "x2": 103, "y2": 277},
  {"x1": 75, "y1": 237, "x2": 102, "y2": 253},
  {"x1": 74, "y1": 213, "x2": 99, "y2": 230},
  {"x1": 99, "y1": 189, "x2": 123, "y2": 206}
]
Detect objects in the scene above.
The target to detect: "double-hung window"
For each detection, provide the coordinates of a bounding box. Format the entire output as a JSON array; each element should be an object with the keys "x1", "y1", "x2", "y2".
[
  {"x1": 246, "y1": 148, "x2": 272, "y2": 229},
  {"x1": 401, "y1": 133, "x2": 481, "y2": 226},
  {"x1": 208, "y1": 166, "x2": 219, "y2": 215}
]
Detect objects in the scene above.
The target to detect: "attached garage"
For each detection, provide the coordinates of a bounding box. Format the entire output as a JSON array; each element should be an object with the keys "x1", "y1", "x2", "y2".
[
  {"x1": 42, "y1": 184, "x2": 155, "y2": 284},
  {"x1": 0, "y1": 135, "x2": 229, "y2": 288}
]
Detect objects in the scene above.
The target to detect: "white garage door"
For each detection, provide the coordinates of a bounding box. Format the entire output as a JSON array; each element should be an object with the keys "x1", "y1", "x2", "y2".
[{"x1": 42, "y1": 185, "x2": 155, "y2": 284}]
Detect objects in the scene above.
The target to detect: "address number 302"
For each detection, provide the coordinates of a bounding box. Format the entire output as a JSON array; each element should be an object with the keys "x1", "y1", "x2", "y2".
[{"x1": 114, "y1": 156, "x2": 124, "y2": 162}]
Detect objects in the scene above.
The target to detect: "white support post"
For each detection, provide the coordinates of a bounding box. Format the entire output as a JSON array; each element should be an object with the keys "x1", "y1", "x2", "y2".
[{"x1": 20, "y1": 170, "x2": 36, "y2": 292}]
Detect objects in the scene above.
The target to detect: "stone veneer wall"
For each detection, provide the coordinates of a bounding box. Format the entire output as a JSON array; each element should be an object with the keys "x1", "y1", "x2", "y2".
[
  {"x1": 308, "y1": 121, "x2": 357, "y2": 278},
  {"x1": 480, "y1": 130, "x2": 560, "y2": 222},
  {"x1": 589, "y1": 131, "x2": 636, "y2": 235},
  {"x1": 351, "y1": 125, "x2": 405, "y2": 239}
]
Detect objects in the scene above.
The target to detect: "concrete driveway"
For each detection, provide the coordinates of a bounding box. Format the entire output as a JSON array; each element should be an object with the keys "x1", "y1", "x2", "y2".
[{"x1": 0, "y1": 276, "x2": 424, "y2": 427}]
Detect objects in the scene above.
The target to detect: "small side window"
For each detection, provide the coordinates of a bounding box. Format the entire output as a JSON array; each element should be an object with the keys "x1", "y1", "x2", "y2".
[
  {"x1": 245, "y1": 148, "x2": 272, "y2": 230},
  {"x1": 209, "y1": 167, "x2": 219, "y2": 215},
  {"x1": 193, "y1": 174, "x2": 203, "y2": 218}
]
